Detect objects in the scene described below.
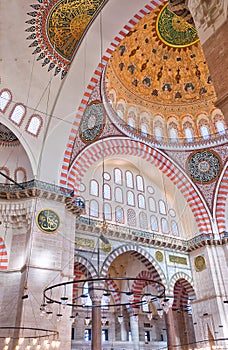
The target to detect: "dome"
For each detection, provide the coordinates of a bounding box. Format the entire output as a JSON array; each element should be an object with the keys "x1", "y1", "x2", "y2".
[{"x1": 103, "y1": 3, "x2": 226, "y2": 148}]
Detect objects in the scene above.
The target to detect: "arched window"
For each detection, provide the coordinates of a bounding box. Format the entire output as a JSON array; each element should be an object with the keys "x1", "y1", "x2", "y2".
[
  {"x1": 115, "y1": 187, "x2": 123, "y2": 203},
  {"x1": 126, "y1": 171, "x2": 133, "y2": 188},
  {"x1": 128, "y1": 117, "x2": 135, "y2": 130},
  {"x1": 138, "y1": 194, "x2": 145, "y2": 209},
  {"x1": 154, "y1": 126, "x2": 163, "y2": 141},
  {"x1": 114, "y1": 168, "x2": 122, "y2": 185},
  {"x1": 127, "y1": 209, "x2": 136, "y2": 227},
  {"x1": 0, "y1": 167, "x2": 10, "y2": 184},
  {"x1": 216, "y1": 121, "x2": 226, "y2": 135},
  {"x1": 104, "y1": 203, "x2": 112, "y2": 221},
  {"x1": 15, "y1": 168, "x2": 27, "y2": 183},
  {"x1": 115, "y1": 207, "x2": 124, "y2": 223},
  {"x1": 10, "y1": 104, "x2": 25, "y2": 125},
  {"x1": 136, "y1": 175, "x2": 144, "y2": 191},
  {"x1": 185, "y1": 127, "x2": 194, "y2": 142},
  {"x1": 90, "y1": 200, "x2": 99, "y2": 217},
  {"x1": 90, "y1": 180, "x2": 99, "y2": 196},
  {"x1": 139, "y1": 212, "x2": 148, "y2": 229},
  {"x1": 141, "y1": 124, "x2": 148, "y2": 137},
  {"x1": 161, "y1": 218, "x2": 169, "y2": 234},
  {"x1": 171, "y1": 220, "x2": 179, "y2": 236},
  {"x1": 200, "y1": 125, "x2": 210, "y2": 140},
  {"x1": 127, "y1": 191, "x2": 135, "y2": 206},
  {"x1": 103, "y1": 184, "x2": 111, "y2": 200},
  {"x1": 148, "y1": 197, "x2": 156, "y2": 212},
  {"x1": 26, "y1": 115, "x2": 43, "y2": 136},
  {"x1": 169, "y1": 127, "x2": 178, "y2": 142},
  {"x1": 0, "y1": 89, "x2": 11, "y2": 113},
  {"x1": 159, "y1": 200, "x2": 167, "y2": 215},
  {"x1": 150, "y1": 215, "x2": 158, "y2": 231}
]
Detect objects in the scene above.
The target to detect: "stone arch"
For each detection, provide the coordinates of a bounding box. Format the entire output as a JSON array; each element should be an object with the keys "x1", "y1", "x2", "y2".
[
  {"x1": 214, "y1": 162, "x2": 228, "y2": 235},
  {"x1": 0, "y1": 237, "x2": 8, "y2": 270},
  {"x1": 169, "y1": 272, "x2": 194, "y2": 298},
  {"x1": 100, "y1": 244, "x2": 168, "y2": 289},
  {"x1": 74, "y1": 254, "x2": 97, "y2": 278},
  {"x1": 60, "y1": 0, "x2": 165, "y2": 188},
  {"x1": 66, "y1": 137, "x2": 213, "y2": 234}
]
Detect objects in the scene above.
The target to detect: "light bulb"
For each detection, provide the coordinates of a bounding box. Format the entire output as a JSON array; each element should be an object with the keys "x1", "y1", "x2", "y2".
[
  {"x1": 32, "y1": 338, "x2": 38, "y2": 345},
  {"x1": 5, "y1": 338, "x2": 11, "y2": 345},
  {"x1": 55, "y1": 340, "x2": 60, "y2": 348},
  {"x1": 36, "y1": 345, "x2": 41, "y2": 350},
  {"x1": 51, "y1": 340, "x2": 56, "y2": 348},
  {"x1": 85, "y1": 316, "x2": 91, "y2": 326},
  {"x1": 3, "y1": 346, "x2": 9, "y2": 350},
  {"x1": 118, "y1": 315, "x2": 123, "y2": 324},
  {"x1": 147, "y1": 312, "x2": 153, "y2": 321},
  {"x1": 26, "y1": 345, "x2": 31, "y2": 350},
  {"x1": 56, "y1": 313, "x2": 63, "y2": 322},
  {"x1": 15, "y1": 346, "x2": 20, "y2": 350},
  {"x1": 18, "y1": 337, "x2": 24, "y2": 345}
]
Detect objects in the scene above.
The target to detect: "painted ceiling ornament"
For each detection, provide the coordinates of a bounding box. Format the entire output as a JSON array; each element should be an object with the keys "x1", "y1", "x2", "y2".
[
  {"x1": 0, "y1": 123, "x2": 19, "y2": 145},
  {"x1": 26, "y1": 0, "x2": 105, "y2": 79},
  {"x1": 156, "y1": 2, "x2": 199, "y2": 48},
  {"x1": 187, "y1": 150, "x2": 222, "y2": 183},
  {"x1": 79, "y1": 101, "x2": 105, "y2": 142}
]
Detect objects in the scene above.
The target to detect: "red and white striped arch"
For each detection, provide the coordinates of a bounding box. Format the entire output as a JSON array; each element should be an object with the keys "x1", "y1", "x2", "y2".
[
  {"x1": 60, "y1": 0, "x2": 165, "y2": 187},
  {"x1": 66, "y1": 137, "x2": 213, "y2": 235},
  {"x1": 169, "y1": 272, "x2": 195, "y2": 311},
  {"x1": 131, "y1": 270, "x2": 160, "y2": 306},
  {"x1": 215, "y1": 162, "x2": 228, "y2": 235},
  {"x1": 0, "y1": 237, "x2": 8, "y2": 270},
  {"x1": 105, "y1": 278, "x2": 121, "y2": 311}
]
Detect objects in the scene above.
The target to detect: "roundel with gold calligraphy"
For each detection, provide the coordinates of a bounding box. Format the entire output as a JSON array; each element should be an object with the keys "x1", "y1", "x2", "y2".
[
  {"x1": 156, "y1": 3, "x2": 199, "y2": 48},
  {"x1": 36, "y1": 209, "x2": 60, "y2": 234}
]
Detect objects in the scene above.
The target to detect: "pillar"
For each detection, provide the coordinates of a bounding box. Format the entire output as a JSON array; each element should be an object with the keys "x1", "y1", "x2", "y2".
[
  {"x1": 165, "y1": 309, "x2": 177, "y2": 350},
  {"x1": 129, "y1": 314, "x2": 140, "y2": 350},
  {"x1": 91, "y1": 295, "x2": 102, "y2": 350}
]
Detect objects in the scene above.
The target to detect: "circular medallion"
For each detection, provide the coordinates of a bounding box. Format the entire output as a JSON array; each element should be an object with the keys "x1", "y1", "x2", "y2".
[
  {"x1": 36, "y1": 209, "x2": 60, "y2": 234},
  {"x1": 187, "y1": 150, "x2": 221, "y2": 183},
  {"x1": 80, "y1": 102, "x2": 105, "y2": 142},
  {"x1": 155, "y1": 251, "x2": 164, "y2": 263},
  {"x1": 194, "y1": 255, "x2": 206, "y2": 272},
  {"x1": 156, "y1": 3, "x2": 199, "y2": 48},
  {"x1": 101, "y1": 241, "x2": 112, "y2": 254}
]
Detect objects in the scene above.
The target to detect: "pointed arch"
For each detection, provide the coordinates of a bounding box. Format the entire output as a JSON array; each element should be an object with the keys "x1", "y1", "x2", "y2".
[
  {"x1": 100, "y1": 244, "x2": 168, "y2": 289},
  {"x1": 64, "y1": 138, "x2": 213, "y2": 235},
  {"x1": 169, "y1": 272, "x2": 194, "y2": 297}
]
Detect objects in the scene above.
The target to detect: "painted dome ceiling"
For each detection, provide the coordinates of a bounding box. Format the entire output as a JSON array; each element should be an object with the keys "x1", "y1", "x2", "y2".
[{"x1": 103, "y1": 3, "x2": 226, "y2": 146}]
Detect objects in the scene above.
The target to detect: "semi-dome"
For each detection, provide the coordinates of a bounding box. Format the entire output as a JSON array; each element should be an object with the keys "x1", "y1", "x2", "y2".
[{"x1": 103, "y1": 3, "x2": 227, "y2": 148}]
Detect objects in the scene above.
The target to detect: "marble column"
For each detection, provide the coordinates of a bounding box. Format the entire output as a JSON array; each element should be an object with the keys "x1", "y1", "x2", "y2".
[
  {"x1": 165, "y1": 309, "x2": 177, "y2": 349},
  {"x1": 129, "y1": 314, "x2": 140, "y2": 350},
  {"x1": 91, "y1": 294, "x2": 102, "y2": 350}
]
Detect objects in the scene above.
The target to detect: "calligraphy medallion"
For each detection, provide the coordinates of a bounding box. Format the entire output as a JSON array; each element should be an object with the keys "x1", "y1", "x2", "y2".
[
  {"x1": 156, "y1": 3, "x2": 199, "y2": 48},
  {"x1": 36, "y1": 209, "x2": 60, "y2": 234},
  {"x1": 187, "y1": 150, "x2": 221, "y2": 183},
  {"x1": 79, "y1": 102, "x2": 105, "y2": 142},
  {"x1": 194, "y1": 255, "x2": 206, "y2": 272}
]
